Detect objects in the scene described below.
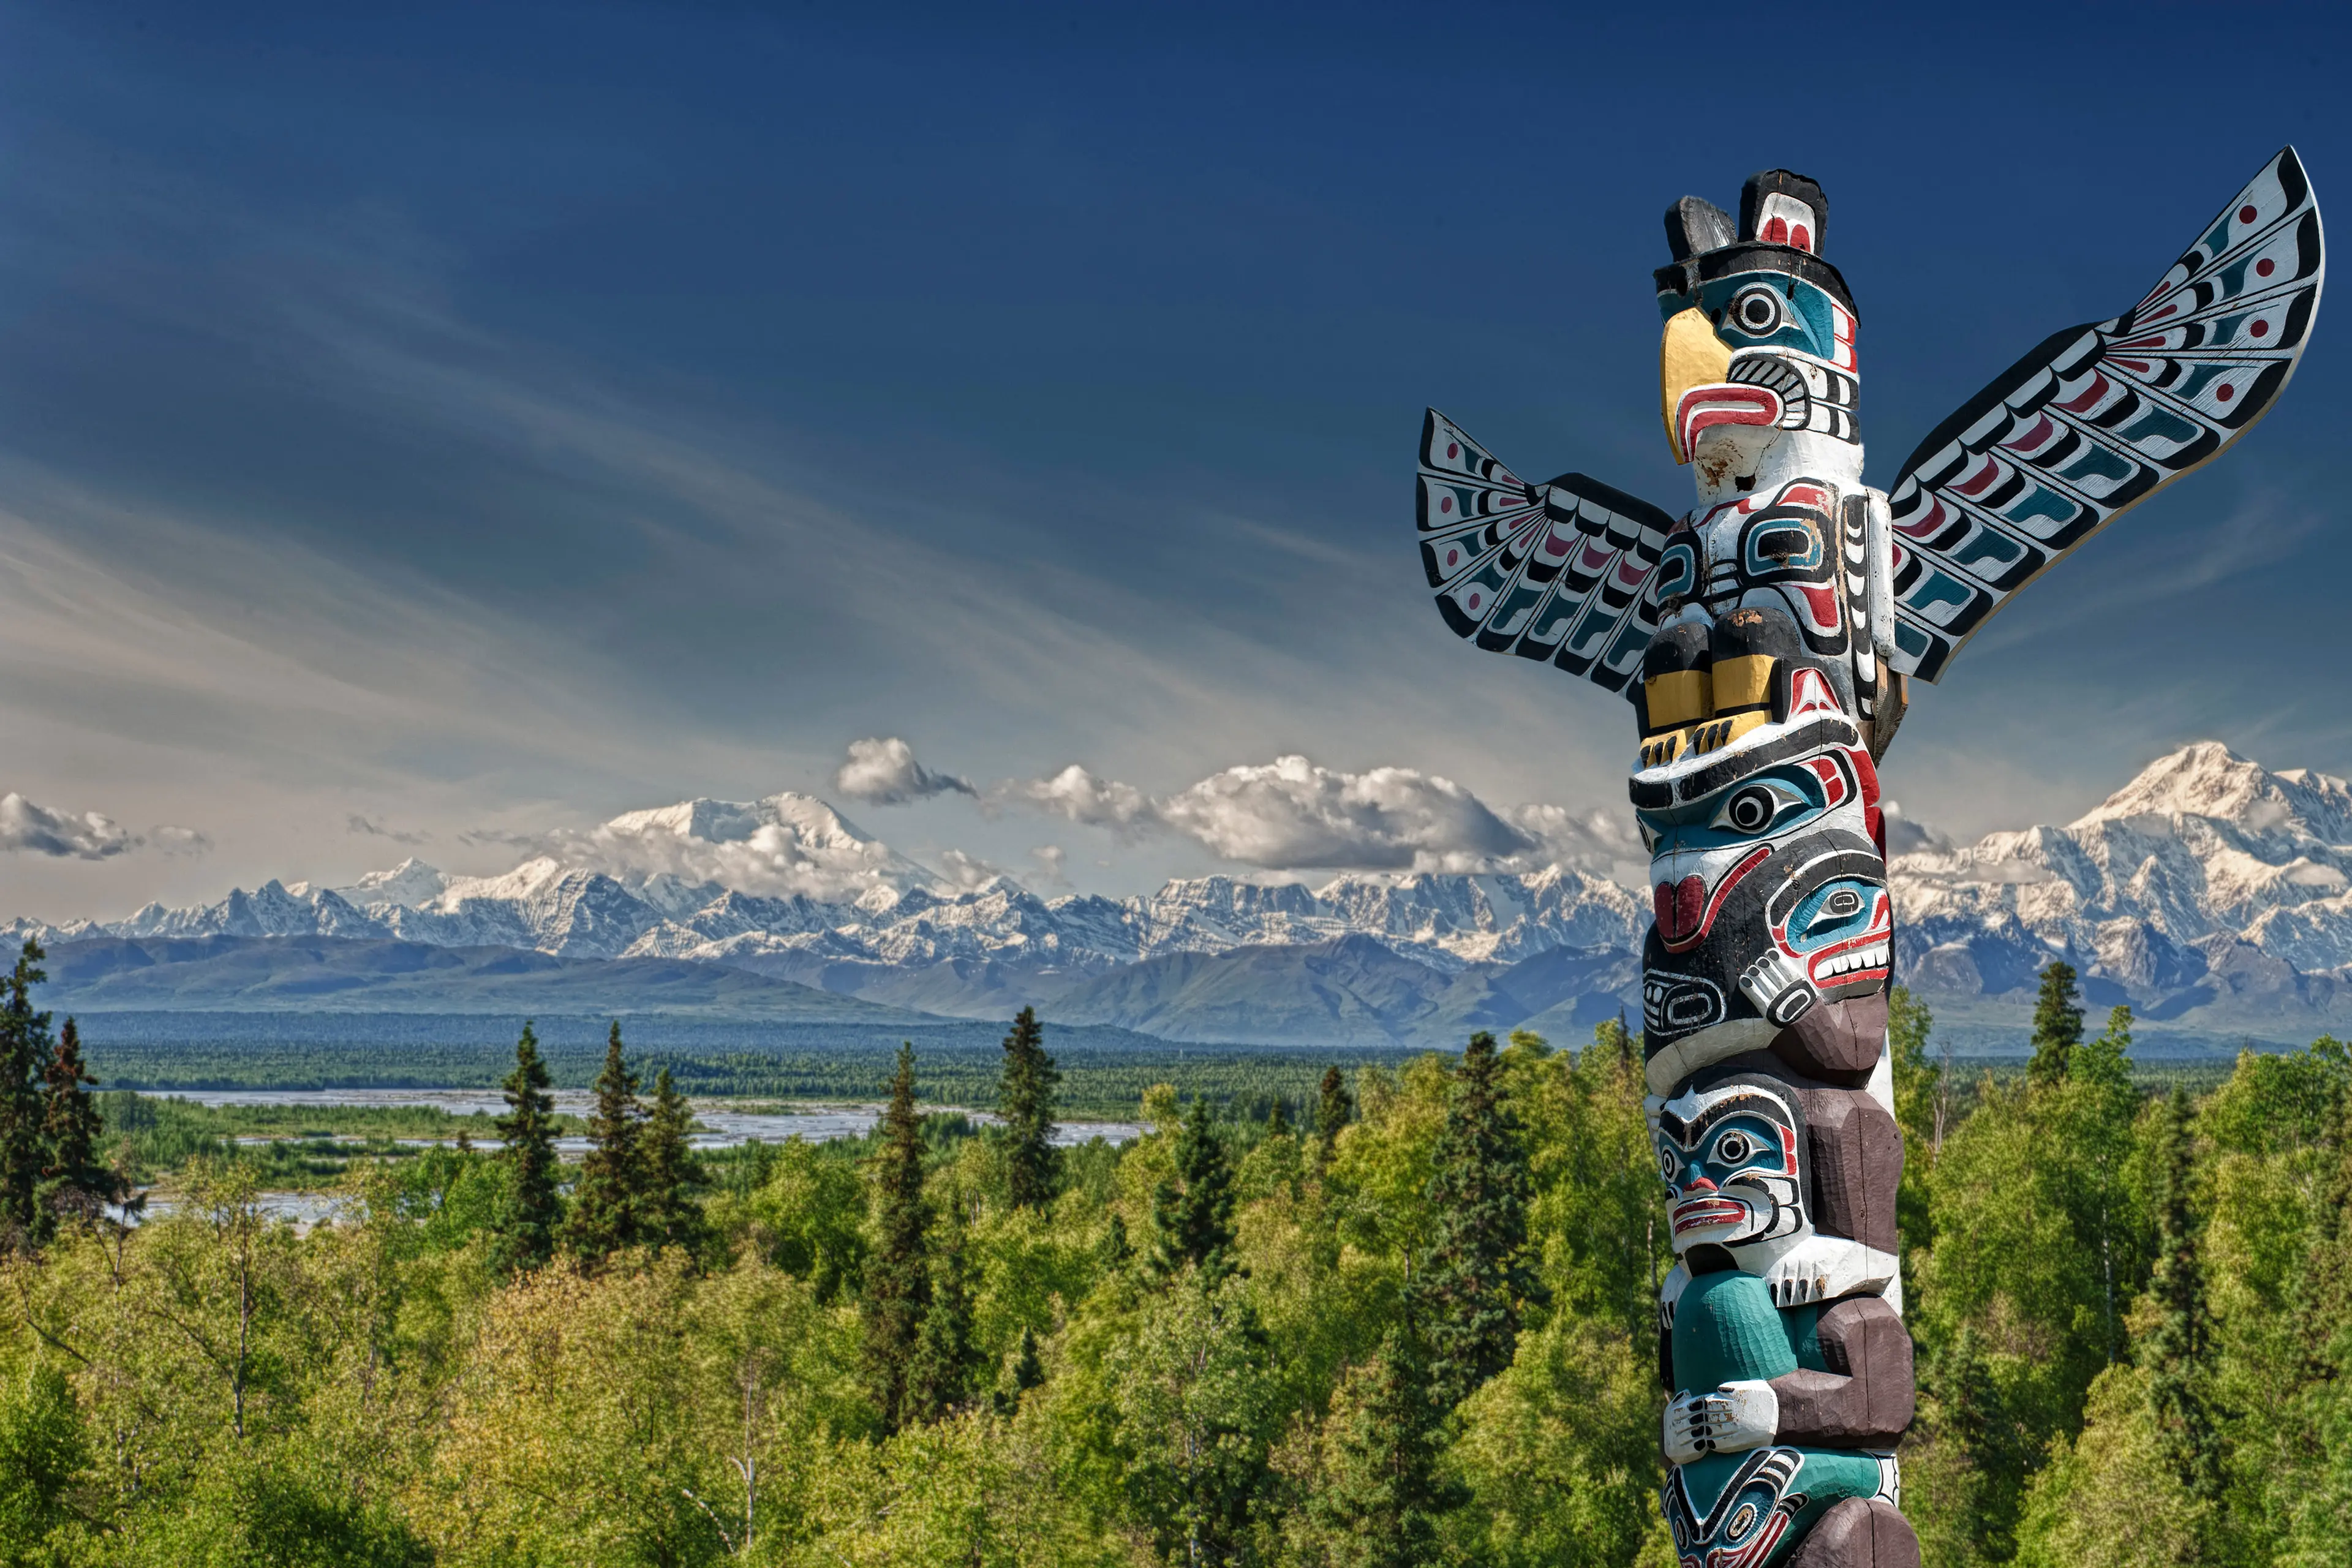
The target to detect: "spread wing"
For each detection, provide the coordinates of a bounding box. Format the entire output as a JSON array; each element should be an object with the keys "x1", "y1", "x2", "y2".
[
  {"x1": 1417, "y1": 408, "x2": 1679, "y2": 693},
  {"x1": 1883, "y1": 146, "x2": 2325, "y2": 682}
]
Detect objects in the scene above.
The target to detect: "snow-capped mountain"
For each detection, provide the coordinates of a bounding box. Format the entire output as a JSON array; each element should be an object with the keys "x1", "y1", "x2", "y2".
[
  {"x1": 13, "y1": 745, "x2": 2350, "y2": 1048},
  {"x1": 9, "y1": 791, "x2": 1650, "y2": 1002},
  {"x1": 1889, "y1": 743, "x2": 2352, "y2": 1031}
]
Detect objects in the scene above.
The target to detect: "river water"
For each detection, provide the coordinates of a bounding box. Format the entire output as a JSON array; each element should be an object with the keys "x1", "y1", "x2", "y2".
[
  {"x1": 166, "y1": 1087, "x2": 1145, "y2": 1153},
  {"x1": 134, "y1": 1089, "x2": 1146, "y2": 1229}
]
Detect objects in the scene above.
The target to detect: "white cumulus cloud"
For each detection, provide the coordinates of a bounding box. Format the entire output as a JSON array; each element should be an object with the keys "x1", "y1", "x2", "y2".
[
  {"x1": 0, "y1": 793, "x2": 141, "y2": 859},
  {"x1": 835, "y1": 737, "x2": 977, "y2": 805},
  {"x1": 1881, "y1": 800, "x2": 1951, "y2": 858},
  {"x1": 1158, "y1": 756, "x2": 1535, "y2": 872},
  {"x1": 1501, "y1": 802, "x2": 1649, "y2": 883},
  {"x1": 1002, "y1": 754, "x2": 1560, "y2": 873},
  {"x1": 933, "y1": 848, "x2": 1012, "y2": 892},
  {"x1": 1008, "y1": 764, "x2": 1158, "y2": 833}
]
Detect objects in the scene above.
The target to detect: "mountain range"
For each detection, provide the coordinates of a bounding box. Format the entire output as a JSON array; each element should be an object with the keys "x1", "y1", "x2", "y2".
[{"x1": 10, "y1": 742, "x2": 2350, "y2": 1054}]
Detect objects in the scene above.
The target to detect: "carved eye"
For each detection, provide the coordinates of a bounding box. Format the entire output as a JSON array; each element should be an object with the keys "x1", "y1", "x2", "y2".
[
  {"x1": 1659, "y1": 1145, "x2": 1679, "y2": 1180},
  {"x1": 1716, "y1": 785, "x2": 1777, "y2": 834},
  {"x1": 1755, "y1": 526, "x2": 1811, "y2": 562},
  {"x1": 1730, "y1": 285, "x2": 1784, "y2": 335},
  {"x1": 1712, "y1": 1130, "x2": 1754, "y2": 1165},
  {"x1": 1806, "y1": 888, "x2": 1866, "y2": 935}
]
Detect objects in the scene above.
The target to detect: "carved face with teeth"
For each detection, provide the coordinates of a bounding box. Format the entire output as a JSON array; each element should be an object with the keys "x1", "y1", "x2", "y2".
[
  {"x1": 1629, "y1": 172, "x2": 1898, "y2": 1100},
  {"x1": 1631, "y1": 598, "x2": 1893, "y2": 1091},
  {"x1": 1653, "y1": 1073, "x2": 1809, "y2": 1253}
]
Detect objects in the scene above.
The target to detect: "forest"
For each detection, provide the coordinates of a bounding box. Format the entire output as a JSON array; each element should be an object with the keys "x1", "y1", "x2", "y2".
[{"x1": 3, "y1": 933, "x2": 2351, "y2": 1567}]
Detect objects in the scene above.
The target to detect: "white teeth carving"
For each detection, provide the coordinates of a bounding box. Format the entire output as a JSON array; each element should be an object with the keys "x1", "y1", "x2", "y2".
[{"x1": 1814, "y1": 942, "x2": 1889, "y2": 981}]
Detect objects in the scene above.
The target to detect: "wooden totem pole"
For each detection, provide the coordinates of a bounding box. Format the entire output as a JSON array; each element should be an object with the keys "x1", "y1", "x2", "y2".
[{"x1": 1415, "y1": 151, "x2": 2324, "y2": 1567}]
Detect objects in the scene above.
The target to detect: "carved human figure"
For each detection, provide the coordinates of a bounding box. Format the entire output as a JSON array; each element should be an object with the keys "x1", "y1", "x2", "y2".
[
  {"x1": 1414, "y1": 149, "x2": 2322, "y2": 1567},
  {"x1": 1653, "y1": 1071, "x2": 1913, "y2": 1566}
]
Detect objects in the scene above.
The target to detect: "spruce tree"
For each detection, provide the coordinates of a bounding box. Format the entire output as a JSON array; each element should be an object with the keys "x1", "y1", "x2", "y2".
[
  {"x1": 1153, "y1": 1096, "x2": 1237, "y2": 1283},
  {"x1": 2027, "y1": 960, "x2": 2084, "y2": 1088},
  {"x1": 638, "y1": 1065, "x2": 706, "y2": 1256},
  {"x1": 564, "y1": 1020, "x2": 644, "y2": 1263},
  {"x1": 1414, "y1": 1031, "x2": 1537, "y2": 1411},
  {"x1": 492, "y1": 1021, "x2": 562, "y2": 1273},
  {"x1": 2145, "y1": 1084, "x2": 2221, "y2": 1499},
  {"x1": 1929, "y1": 1327, "x2": 2029, "y2": 1560},
  {"x1": 998, "y1": 1006, "x2": 1061, "y2": 1211},
  {"x1": 863, "y1": 1042, "x2": 931, "y2": 1432},
  {"x1": 0, "y1": 941, "x2": 55, "y2": 1249},
  {"x1": 1314, "y1": 1066, "x2": 1352, "y2": 1169},
  {"x1": 1008, "y1": 1327, "x2": 1045, "y2": 1403},
  {"x1": 908, "y1": 1210, "x2": 980, "y2": 1423},
  {"x1": 34, "y1": 1018, "x2": 125, "y2": 1238},
  {"x1": 1301, "y1": 1329, "x2": 1458, "y2": 1567},
  {"x1": 1099, "y1": 1211, "x2": 1133, "y2": 1272}
]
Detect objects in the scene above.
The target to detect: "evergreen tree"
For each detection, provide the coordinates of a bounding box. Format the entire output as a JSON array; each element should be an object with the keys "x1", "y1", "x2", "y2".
[
  {"x1": 2027, "y1": 960, "x2": 2085, "y2": 1088},
  {"x1": 1926, "y1": 1327, "x2": 2031, "y2": 1561},
  {"x1": 1414, "y1": 1030, "x2": 1537, "y2": 1411},
  {"x1": 1153, "y1": 1096, "x2": 1237, "y2": 1283},
  {"x1": 638, "y1": 1065, "x2": 706, "y2": 1256},
  {"x1": 34, "y1": 1017, "x2": 125, "y2": 1238},
  {"x1": 2144, "y1": 1084, "x2": 2221, "y2": 1499},
  {"x1": 997, "y1": 1006, "x2": 1061, "y2": 1211},
  {"x1": 1099, "y1": 1211, "x2": 1133, "y2": 1272},
  {"x1": 2067, "y1": 1004, "x2": 2139, "y2": 1367},
  {"x1": 1265, "y1": 1098, "x2": 1291, "y2": 1137},
  {"x1": 1314, "y1": 1065, "x2": 1352, "y2": 1170},
  {"x1": 908, "y1": 1210, "x2": 979, "y2": 1423},
  {"x1": 1008, "y1": 1327, "x2": 1045, "y2": 1403},
  {"x1": 863, "y1": 1042, "x2": 931, "y2": 1432},
  {"x1": 491, "y1": 1021, "x2": 562, "y2": 1273},
  {"x1": 1888, "y1": 986, "x2": 1940, "y2": 1273},
  {"x1": 1298, "y1": 1329, "x2": 1459, "y2": 1568},
  {"x1": 0, "y1": 941, "x2": 55, "y2": 1250},
  {"x1": 564, "y1": 1021, "x2": 644, "y2": 1262}
]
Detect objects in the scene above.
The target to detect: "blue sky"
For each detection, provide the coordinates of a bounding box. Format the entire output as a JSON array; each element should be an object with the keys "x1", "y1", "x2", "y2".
[{"x1": 1, "y1": 1, "x2": 2345, "y2": 917}]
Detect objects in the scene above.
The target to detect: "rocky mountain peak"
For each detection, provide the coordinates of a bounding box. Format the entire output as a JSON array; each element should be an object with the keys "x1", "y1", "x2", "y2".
[{"x1": 2073, "y1": 741, "x2": 2351, "y2": 843}]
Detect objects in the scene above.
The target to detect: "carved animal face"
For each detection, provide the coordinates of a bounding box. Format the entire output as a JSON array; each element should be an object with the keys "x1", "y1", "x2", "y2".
[
  {"x1": 1653, "y1": 1076, "x2": 1808, "y2": 1253},
  {"x1": 1664, "y1": 1447, "x2": 1807, "y2": 1568},
  {"x1": 1654, "y1": 172, "x2": 1861, "y2": 506}
]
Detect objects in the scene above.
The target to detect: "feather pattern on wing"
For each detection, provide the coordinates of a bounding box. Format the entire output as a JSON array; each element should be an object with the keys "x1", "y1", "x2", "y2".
[
  {"x1": 1417, "y1": 409, "x2": 1679, "y2": 692},
  {"x1": 1882, "y1": 146, "x2": 2326, "y2": 682}
]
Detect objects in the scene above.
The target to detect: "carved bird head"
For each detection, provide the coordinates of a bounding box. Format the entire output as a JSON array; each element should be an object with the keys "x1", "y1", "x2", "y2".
[{"x1": 1655, "y1": 172, "x2": 1863, "y2": 501}]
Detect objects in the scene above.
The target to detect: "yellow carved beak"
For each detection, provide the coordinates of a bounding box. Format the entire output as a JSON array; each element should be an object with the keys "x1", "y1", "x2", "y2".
[{"x1": 1660, "y1": 307, "x2": 1732, "y2": 465}]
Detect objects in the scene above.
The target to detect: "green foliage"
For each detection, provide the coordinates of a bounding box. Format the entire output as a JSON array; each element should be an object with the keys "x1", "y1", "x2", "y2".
[
  {"x1": 1152, "y1": 1098, "x2": 1237, "y2": 1284},
  {"x1": 35, "y1": 1019, "x2": 129, "y2": 1240},
  {"x1": 864, "y1": 1043, "x2": 931, "y2": 1434},
  {"x1": 638, "y1": 1065, "x2": 707, "y2": 1257},
  {"x1": 1413, "y1": 1031, "x2": 1536, "y2": 1413},
  {"x1": 0, "y1": 942, "x2": 56, "y2": 1249},
  {"x1": 490, "y1": 1022, "x2": 560, "y2": 1274},
  {"x1": 1099, "y1": 1275, "x2": 1280, "y2": 1566},
  {"x1": 2144, "y1": 1085, "x2": 2221, "y2": 1502},
  {"x1": 21, "y1": 924, "x2": 2352, "y2": 1568},
  {"x1": 997, "y1": 1008, "x2": 1061, "y2": 1213},
  {"x1": 0, "y1": 1359, "x2": 85, "y2": 1558},
  {"x1": 1313, "y1": 1065, "x2": 1352, "y2": 1170},
  {"x1": 563, "y1": 1021, "x2": 644, "y2": 1264},
  {"x1": 1284, "y1": 1327, "x2": 1455, "y2": 1568},
  {"x1": 2028, "y1": 959, "x2": 2086, "y2": 1088}
]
